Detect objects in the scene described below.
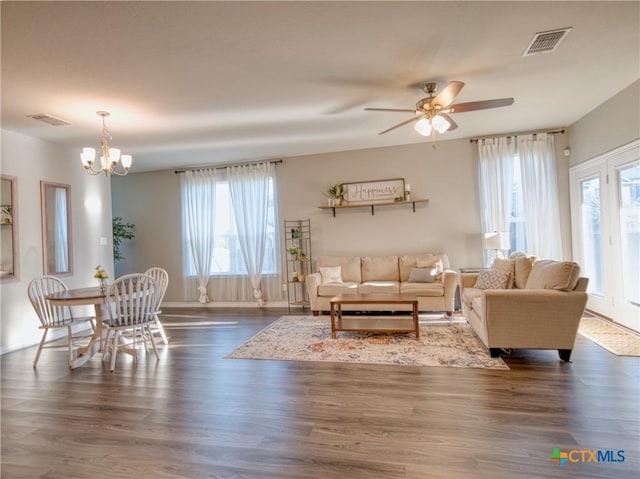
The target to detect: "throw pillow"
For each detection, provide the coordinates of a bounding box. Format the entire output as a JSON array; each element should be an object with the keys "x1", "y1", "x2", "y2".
[
  {"x1": 319, "y1": 266, "x2": 343, "y2": 284},
  {"x1": 416, "y1": 258, "x2": 443, "y2": 279},
  {"x1": 474, "y1": 269, "x2": 510, "y2": 290},
  {"x1": 513, "y1": 256, "x2": 536, "y2": 288},
  {"x1": 525, "y1": 260, "x2": 580, "y2": 291},
  {"x1": 408, "y1": 267, "x2": 436, "y2": 283},
  {"x1": 492, "y1": 258, "x2": 515, "y2": 289}
]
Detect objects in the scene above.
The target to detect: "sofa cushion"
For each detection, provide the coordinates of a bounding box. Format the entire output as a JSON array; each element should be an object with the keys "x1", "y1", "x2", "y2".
[
  {"x1": 525, "y1": 260, "x2": 581, "y2": 291},
  {"x1": 408, "y1": 267, "x2": 437, "y2": 283},
  {"x1": 461, "y1": 287, "x2": 484, "y2": 308},
  {"x1": 318, "y1": 282, "x2": 359, "y2": 296},
  {"x1": 361, "y1": 256, "x2": 399, "y2": 282},
  {"x1": 400, "y1": 282, "x2": 444, "y2": 296},
  {"x1": 399, "y1": 254, "x2": 449, "y2": 281},
  {"x1": 319, "y1": 266, "x2": 342, "y2": 284},
  {"x1": 358, "y1": 281, "x2": 400, "y2": 294},
  {"x1": 492, "y1": 258, "x2": 515, "y2": 289},
  {"x1": 510, "y1": 252, "x2": 537, "y2": 288},
  {"x1": 316, "y1": 256, "x2": 361, "y2": 283},
  {"x1": 474, "y1": 269, "x2": 510, "y2": 290}
]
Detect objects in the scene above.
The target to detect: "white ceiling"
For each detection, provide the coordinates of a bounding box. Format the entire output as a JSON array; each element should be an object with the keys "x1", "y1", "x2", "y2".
[{"x1": 2, "y1": 1, "x2": 639, "y2": 173}]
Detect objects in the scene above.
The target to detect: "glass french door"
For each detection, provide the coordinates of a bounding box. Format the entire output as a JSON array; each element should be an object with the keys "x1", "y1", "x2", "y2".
[{"x1": 570, "y1": 140, "x2": 640, "y2": 332}]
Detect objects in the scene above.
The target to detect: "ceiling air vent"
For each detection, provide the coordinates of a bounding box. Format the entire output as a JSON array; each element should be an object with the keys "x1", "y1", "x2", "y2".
[
  {"x1": 27, "y1": 113, "x2": 72, "y2": 126},
  {"x1": 523, "y1": 27, "x2": 572, "y2": 56}
]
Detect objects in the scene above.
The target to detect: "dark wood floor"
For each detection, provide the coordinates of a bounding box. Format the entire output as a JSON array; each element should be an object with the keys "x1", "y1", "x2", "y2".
[{"x1": 1, "y1": 308, "x2": 638, "y2": 479}]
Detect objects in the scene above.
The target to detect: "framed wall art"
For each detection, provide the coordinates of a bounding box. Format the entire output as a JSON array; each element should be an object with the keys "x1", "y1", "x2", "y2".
[{"x1": 342, "y1": 178, "x2": 405, "y2": 204}]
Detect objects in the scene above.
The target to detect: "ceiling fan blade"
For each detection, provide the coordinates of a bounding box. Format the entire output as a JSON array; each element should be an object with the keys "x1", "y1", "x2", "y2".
[
  {"x1": 447, "y1": 98, "x2": 514, "y2": 113},
  {"x1": 439, "y1": 113, "x2": 458, "y2": 131},
  {"x1": 365, "y1": 108, "x2": 416, "y2": 113},
  {"x1": 378, "y1": 114, "x2": 425, "y2": 135},
  {"x1": 432, "y1": 81, "x2": 465, "y2": 108}
]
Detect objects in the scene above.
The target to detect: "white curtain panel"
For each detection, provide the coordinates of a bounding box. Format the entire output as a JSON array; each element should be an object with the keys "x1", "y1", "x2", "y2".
[
  {"x1": 517, "y1": 133, "x2": 562, "y2": 259},
  {"x1": 54, "y1": 187, "x2": 68, "y2": 271},
  {"x1": 226, "y1": 162, "x2": 273, "y2": 306},
  {"x1": 478, "y1": 137, "x2": 515, "y2": 264},
  {"x1": 183, "y1": 169, "x2": 217, "y2": 303},
  {"x1": 185, "y1": 274, "x2": 283, "y2": 303}
]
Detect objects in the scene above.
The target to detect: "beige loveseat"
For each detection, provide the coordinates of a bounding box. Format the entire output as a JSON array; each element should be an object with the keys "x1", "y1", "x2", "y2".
[
  {"x1": 305, "y1": 253, "x2": 458, "y2": 315},
  {"x1": 459, "y1": 252, "x2": 589, "y2": 361}
]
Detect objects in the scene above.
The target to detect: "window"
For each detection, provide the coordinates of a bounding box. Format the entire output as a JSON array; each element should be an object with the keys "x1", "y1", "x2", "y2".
[
  {"x1": 509, "y1": 155, "x2": 528, "y2": 254},
  {"x1": 478, "y1": 133, "x2": 562, "y2": 262},
  {"x1": 181, "y1": 176, "x2": 279, "y2": 276}
]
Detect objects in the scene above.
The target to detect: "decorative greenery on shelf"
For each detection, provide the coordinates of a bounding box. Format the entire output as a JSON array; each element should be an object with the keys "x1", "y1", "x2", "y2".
[
  {"x1": 112, "y1": 216, "x2": 135, "y2": 261},
  {"x1": 287, "y1": 246, "x2": 302, "y2": 257},
  {"x1": 327, "y1": 183, "x2": 344, "y2": 199}
]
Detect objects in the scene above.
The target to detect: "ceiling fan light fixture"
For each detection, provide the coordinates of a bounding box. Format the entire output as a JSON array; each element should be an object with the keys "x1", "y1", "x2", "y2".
[
  {"x1": 432, "y1": 114, "x2": 450, "y2": 134},
  {"x1": 414, "y1": 118, "x2": 432, "y2": 136}
]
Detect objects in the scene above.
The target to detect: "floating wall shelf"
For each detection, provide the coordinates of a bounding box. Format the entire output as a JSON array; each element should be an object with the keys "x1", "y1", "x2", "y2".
[{"x1": 318, "y1": 199, "x2": 429, "y2": 217}]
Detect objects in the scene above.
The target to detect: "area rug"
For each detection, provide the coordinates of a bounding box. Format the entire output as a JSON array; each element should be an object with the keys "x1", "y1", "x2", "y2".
[
  {"x1": 578, "y1": 316, "x2": 640, "y2": 356},
  {"x1": 225, "y1": 316, "x2": 509, "y2": 370}
]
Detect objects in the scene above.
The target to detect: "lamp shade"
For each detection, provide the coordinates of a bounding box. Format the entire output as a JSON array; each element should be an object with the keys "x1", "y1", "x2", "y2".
[
  {"x1": 431, "y1": 114, "x2": 450, "y2": 133},
  {"x1": 483, "y1": 231, "x2": 510, "y2": 250},
  {"x1": 414, "y1": 118, "x2": 432, "y2": 136}
]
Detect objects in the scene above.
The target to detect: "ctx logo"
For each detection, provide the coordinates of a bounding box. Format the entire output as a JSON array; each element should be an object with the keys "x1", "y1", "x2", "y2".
[{"x1": 550, "y1": 448, "x2": 625, "y2": 466}]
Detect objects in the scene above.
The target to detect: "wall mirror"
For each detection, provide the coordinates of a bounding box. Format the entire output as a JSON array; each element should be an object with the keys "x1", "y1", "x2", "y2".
[
  {"x1": 41, "y1": 181, "x2": 73, "y2": 276},
  {"x1": 0, "y1": 175, "x2": 19, "y2": 281}
]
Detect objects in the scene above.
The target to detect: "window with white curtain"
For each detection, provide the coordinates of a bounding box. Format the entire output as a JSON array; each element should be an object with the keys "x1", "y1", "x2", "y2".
[
  {"x1": 478, "y1": 133, "x2": 562, "y2": 261},
  {"x1": 181, "y1": 175, "x2": 279, "y2": 276}
]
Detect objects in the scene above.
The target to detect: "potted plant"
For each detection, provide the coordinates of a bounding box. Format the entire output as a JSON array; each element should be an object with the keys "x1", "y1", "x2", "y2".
[
  {"x1": 327, "y1": 183, "x2": 344, "y2": 206},
  {"x1": 112, "y1": 216, "x2": 135, "y2": 261},
  {"x1": 287, "y1": 246, "x2": 301, "y2": 260}
]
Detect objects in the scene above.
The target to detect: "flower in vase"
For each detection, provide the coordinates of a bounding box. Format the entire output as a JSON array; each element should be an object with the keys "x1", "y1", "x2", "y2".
[{"x1": 94, "y1": 265, "x2": 108, "y2": 280}]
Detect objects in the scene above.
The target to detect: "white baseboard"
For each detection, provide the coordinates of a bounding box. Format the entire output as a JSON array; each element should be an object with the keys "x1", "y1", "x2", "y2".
[{"x1": 162, "y1": 301, "x2": 291, "y2": 309}]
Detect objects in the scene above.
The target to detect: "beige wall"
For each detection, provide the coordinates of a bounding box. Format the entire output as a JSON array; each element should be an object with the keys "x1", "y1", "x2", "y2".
[
  {"x1": 111, "y1": 170, "x2": 183, "y2": 298},
  {"x1": 278, "y1": 139, "x2": 483, "y2": 267},
  {"x1": 0, "y1": 130, "x2": 113, "y2": 354},
  {"x1": 568, "y1": 80, "x2": 640, "y2": 166}
]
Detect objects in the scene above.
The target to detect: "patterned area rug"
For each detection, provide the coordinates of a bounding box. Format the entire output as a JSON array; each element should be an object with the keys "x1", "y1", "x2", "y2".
[
  {"x1": 225, "y1": 316, "x2": 509, "y2": 370},
  {"x1": 579, "y1": 316, "x2": 640, "y2": 356}
]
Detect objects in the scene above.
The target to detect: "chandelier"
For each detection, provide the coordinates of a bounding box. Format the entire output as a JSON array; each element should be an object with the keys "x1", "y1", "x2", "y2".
[{"x1": 80, "y1": 111, "x2": 132, "y2": 176}]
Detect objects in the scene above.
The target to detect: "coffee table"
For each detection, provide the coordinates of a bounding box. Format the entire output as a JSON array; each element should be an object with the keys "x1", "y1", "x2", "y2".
[{"x1": 329, "y1": 293, "x2": 420, "y2": 339}]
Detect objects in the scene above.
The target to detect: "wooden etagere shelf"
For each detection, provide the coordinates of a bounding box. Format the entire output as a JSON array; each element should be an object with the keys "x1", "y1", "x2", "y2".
[{"x1": 318, "y1": 198, "x2": 429, "y2": 217}]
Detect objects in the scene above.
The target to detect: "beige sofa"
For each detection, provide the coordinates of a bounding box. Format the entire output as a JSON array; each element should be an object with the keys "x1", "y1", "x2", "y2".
[
  {"x1": 305, "y1": 253, "x2": 458, "y2": 315},
  {"x1": 459, "y1": 252, "x2": 589, "y2": 361}
]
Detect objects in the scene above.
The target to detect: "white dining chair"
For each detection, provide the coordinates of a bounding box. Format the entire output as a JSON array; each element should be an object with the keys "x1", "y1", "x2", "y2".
[
  {"x1": 27, "y1": 276, "x2": 96, "y2": 368},
  {"x1": 144, "y1": 267, "x2": 169, "y2": 345},
  {"x1": 103, "y1": 273, "x2": 159, "y2": 372}
]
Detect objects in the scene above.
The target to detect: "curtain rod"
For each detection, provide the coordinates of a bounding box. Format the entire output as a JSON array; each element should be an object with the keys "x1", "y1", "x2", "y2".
[
  {"x1": 469, "y1": 129, "x2": 565, "y2": 144},
  {"x1": 174, "y1": 158, "x2": 283, "y2": 174}
]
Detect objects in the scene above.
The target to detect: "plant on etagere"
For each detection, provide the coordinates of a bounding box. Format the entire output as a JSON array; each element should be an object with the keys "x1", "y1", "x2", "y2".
[{"x1": 287, "y1": 246, "x2": 302, "y2": 259}]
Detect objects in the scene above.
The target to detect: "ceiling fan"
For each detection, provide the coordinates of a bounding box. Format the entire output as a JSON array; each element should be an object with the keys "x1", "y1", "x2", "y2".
[{"x1": 365, "y1": 81, "x2": 514, "y2": 137}]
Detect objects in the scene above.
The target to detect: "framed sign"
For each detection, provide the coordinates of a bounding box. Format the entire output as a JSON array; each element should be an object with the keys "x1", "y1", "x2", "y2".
[{"x1": 343, "y1": 178, "x2": 405, "y2": 204}]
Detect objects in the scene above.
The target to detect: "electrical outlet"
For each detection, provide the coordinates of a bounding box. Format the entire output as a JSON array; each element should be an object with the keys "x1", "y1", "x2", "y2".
[
  {"x1": 99, "y1": 237, "x2": 108, "y2": 246},
  {"x1": 282, "y1": 283, "x2": 287, "y2": 292}
]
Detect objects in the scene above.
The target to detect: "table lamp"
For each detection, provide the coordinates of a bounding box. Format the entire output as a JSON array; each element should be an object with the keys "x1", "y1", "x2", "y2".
[{"x1": 484, "y1": 231, "x2": 510, "y2": 264}]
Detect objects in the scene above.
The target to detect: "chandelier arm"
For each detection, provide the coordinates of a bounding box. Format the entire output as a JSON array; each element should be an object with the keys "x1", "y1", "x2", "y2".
[{"x1": 84, "y1": 163, "x2": 105, "y2": 175}]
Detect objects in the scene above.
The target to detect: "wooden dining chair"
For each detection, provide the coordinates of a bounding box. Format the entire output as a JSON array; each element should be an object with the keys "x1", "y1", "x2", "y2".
[
  {"x1": 144, "y1": 267, "x2": 169, "y2": 345},
  {"x1": 27, "y1": 276, "x2": 96, "y2": 368},
  {"x1": 103, "y1": 273, "x2": 159, "y2": 372}
]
